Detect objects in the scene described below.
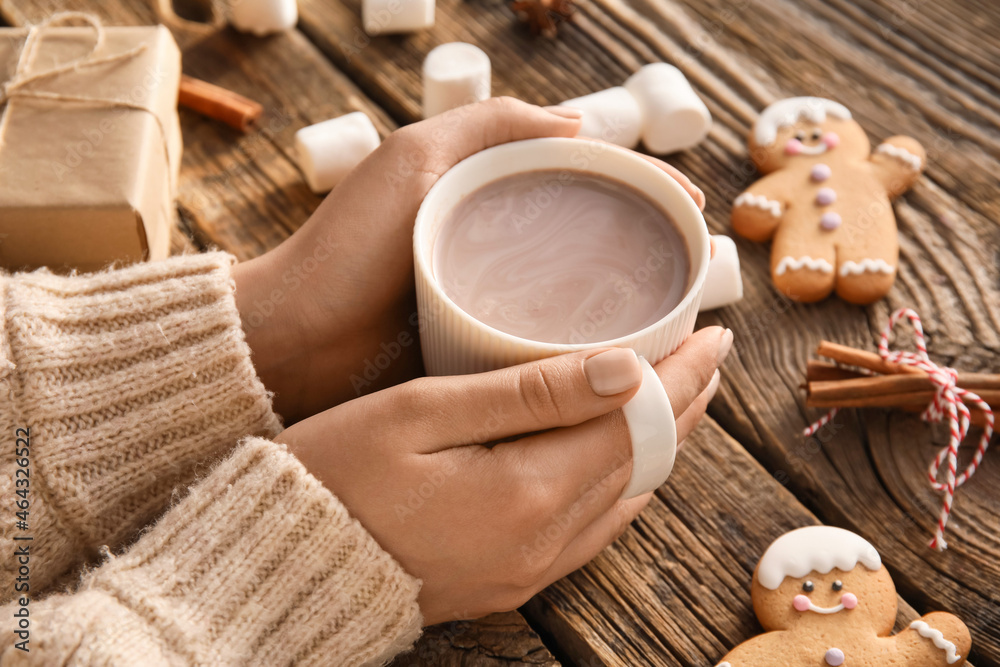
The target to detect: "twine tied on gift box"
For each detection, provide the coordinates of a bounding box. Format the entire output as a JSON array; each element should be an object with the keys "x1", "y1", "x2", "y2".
[
  {"x1": 0, "y1": 11, "x2": 176, "y2": 186},
  {"x1": 804, "y1": 308, "x2": 996, "y2": 551}
]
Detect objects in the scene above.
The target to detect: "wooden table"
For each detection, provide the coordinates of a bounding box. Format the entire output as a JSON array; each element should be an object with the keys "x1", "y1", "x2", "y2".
[{"x1": 4, "y1": 0, "x2": 998, "y2": 664}]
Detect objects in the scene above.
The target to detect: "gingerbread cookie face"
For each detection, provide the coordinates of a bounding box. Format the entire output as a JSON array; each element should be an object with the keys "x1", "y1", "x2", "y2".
[
  {"x1": 716, "y1": 526, "x2": 972, "y2": 667},
  {"x1": 732, "y1": 97, "x2": 926, "y2": 304}
]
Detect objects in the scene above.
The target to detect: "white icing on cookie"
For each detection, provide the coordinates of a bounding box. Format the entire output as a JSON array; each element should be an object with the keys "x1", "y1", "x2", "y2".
[
  {"x1": 734, "y1": 192, "x2": 782, "y2": 217},
  {"x1": 716, "y1": 663, "x2": 732, "y2": 667},
  {"x1": 774, "y1": 256, "x2": 834, "y2": 276},
  {"x1": 910, "y1": 620, "x2": 961, "y2": 664},
  {"x1": 838, "y1": 259, "x2": 895, "y2": 277},
  {"x1": 875, "y1": 143, "x2": 922, "y2": 171},
  {"x1": 755, "y1": 97, "x2": 852, "y2": 146},
  {"x1": 756, "y1": 526, "x2": 881, "y2": 590}
]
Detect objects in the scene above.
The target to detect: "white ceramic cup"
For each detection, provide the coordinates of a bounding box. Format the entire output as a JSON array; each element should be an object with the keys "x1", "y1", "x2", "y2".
[{"x1": 413, "y1": 137, "x2": 742, "y2": 497}]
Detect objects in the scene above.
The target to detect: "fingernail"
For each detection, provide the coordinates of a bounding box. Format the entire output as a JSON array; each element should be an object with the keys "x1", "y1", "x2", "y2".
[
  {"x1": 706, "y1": 368, "x2": 721, "y2": 402},
  {"x1": 585, "y1": 348, "x2": 642, "y2": 396},
  {"x1": 544, "y1": 105, "x2": 584, "y2": 120},
  {"x1": 694, "y1": 186, "x2": 706, "y2": 210},
  {"x1": 717, "y1": 328, "x2": 734, "y2": 366}
]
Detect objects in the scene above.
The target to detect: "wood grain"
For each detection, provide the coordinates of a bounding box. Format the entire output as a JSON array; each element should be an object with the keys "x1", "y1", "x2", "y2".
[
  {"x1": 524, "y1": 416, "x2": 950, "y2": 666},
  {"x1": 4, "y1": 0, "x2": 997, "y2": 663},
  {"x1": 293, "y1": 0, "x2": 1000, "y2": 663},
  {"x1": 0, "y1": 1, "x2": 557, "y2": 663}
]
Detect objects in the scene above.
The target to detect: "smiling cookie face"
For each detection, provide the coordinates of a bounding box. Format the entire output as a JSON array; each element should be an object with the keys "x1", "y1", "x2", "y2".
[
  {"x1": 750, "y1": 116, "x2": 871, "y2": 174},
  {"x1": 749, "y1": 526, "x2": 897, "y2": 635},
  {"x1": 751, "y1": 564, "x2": 897, "y2": 634},
  {"x1": 746, "y1": 97, "x2": 871, "y2": 174}
]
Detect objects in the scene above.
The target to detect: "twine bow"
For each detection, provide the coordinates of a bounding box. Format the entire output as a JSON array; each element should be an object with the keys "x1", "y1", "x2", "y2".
[
  {"x1": 0, "y1": 12, "x2": 175, "y2": 184},
  {"x1": 805, "y1": 308, "x2": 995, "y2": 551}
]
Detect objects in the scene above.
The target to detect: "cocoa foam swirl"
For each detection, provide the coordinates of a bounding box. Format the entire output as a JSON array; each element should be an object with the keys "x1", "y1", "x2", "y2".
[{"x1": 434, "y1": 170, "x2": 690, "y2": 344}]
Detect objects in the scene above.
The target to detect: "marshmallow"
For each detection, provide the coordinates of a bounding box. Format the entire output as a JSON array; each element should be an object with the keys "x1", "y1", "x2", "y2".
[
  {"x1": 295, "y1": 112, "x2": 381, "y2": 193},
  {"x1": 423, "y1": 42, "x2": 491, "y2": 118},
  {"x1": 229, "y1": 0, "x2": 298, "y2": 36},
  {"x1": 561, "y1": 86, "x2": 642, "y2": 148},
  {"x1": 363, "y1": 0, "x2": 435, "y2": 35},
  {"x1": 699, "y1": 235, "x2": 744, "y2": 311},
  {"x1": 624, "y1": 63, "x2": 712, "y2": 154}
]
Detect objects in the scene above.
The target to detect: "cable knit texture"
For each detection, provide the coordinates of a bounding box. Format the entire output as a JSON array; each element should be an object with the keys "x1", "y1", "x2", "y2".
[
  {"x1": 0, "y1": 252, "x2": 283, "y2": 595},
  {"x1": 0, "y1": 253, "x2": 423, "y2": 665}
]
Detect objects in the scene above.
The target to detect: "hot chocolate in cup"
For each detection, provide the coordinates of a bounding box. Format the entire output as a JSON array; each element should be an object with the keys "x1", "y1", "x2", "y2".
[{"x1": 413, "y1": 137, "x2": 742, "y2": 497}]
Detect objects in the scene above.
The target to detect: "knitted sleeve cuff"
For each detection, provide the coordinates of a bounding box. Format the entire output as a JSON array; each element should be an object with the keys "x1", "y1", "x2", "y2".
[
  {"x1": 0, "y1": 438, "x2": 423, "y2": 667},
  {"x1": 0, "y1": 252, "x2": 283, "y2": 594}
]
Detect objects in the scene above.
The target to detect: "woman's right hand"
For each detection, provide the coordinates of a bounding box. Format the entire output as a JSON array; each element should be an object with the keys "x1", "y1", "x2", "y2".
[{"x1": 276, "y1": 326, "x2": 732, "y2": 626}]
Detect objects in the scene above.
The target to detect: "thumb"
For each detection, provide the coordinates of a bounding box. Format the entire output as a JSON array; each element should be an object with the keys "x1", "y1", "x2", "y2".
[
  {"x1": 413, "y1": 96, "x2": 583, "y2": 171},
  {"x1": 399, "y1": 347, "x2": 643, "y2": 452}
]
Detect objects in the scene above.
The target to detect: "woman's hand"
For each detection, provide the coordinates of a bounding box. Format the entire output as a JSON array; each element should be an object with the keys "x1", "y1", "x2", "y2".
[
  {"x1": 276, "y1": 326, "x2": 731, "y2": 625},
  {"x1": 233, "y1": 98, "x2": 706, "y2": 423}
]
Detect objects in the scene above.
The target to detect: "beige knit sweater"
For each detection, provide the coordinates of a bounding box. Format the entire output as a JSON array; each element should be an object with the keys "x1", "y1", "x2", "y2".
[{"x1": 0, "y1": 252, "x2": 423, "y2": 665}]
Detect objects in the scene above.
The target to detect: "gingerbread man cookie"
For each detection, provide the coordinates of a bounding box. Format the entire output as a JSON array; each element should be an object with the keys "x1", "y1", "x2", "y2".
[
  {"x1": 716, "y1": 526, "x2": 971, "y2": 666},
  {"x1": 732, "y1": 97, "x2": 926, "y2": 304}
]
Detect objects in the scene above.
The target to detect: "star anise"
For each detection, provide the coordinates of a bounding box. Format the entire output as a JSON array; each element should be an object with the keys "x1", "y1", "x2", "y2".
[{"x1": 511, "y1": 0, "x2": 576, "y2": 38}]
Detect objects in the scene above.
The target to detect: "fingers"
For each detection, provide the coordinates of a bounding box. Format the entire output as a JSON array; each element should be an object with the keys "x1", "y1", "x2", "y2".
[
  {"x1": 538, "y1": 492, "x2": 654, "y2": 590},
  {"x1": 486, "y1": 328, "x2": 731, "y2": 541},
  {"x1": 573, "y1": 136, "x2": 704, "y2": 210},
  {"x1": 390, "y1": 347, "x2": 644, "y2": 452},
  {"x1": 675, "y1": 368, "x2": 720, "y2": 449},
  {"x1": 396, "y1": 97, "x2": 583, "y2": 172},
  {"x1": 633, "y1": 152, "x2": 706, "y2": 211},
  {"x1": 653, "y1": 326, "x2": 732, "y2": 419}
]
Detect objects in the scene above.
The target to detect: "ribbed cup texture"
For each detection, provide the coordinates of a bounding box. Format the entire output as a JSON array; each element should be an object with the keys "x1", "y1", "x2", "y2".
[
  {"x1": 0, "y1": 252, "x2": 282, "y2": 596},
  {"x1": 0, "y1": 439, "x2": 423, "y2": 666},
  {"x1": 417, "y1": 265, "x2": 704, "y2": 375}
]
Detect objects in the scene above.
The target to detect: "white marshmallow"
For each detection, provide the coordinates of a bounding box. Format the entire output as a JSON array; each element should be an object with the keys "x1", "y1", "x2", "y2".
[
  {"x1": 561, "y1": 87, "x2": 642, "y2": 148},
  {"x1": 423, "y1": 42, "x2": 491, "y2": 118},
  {"x1": 363, "y1": 0, "x2": 435, "y2": 35},
  {"x1": 295, "y1": 112, "x2": 381, "y2": 193},
  {"x1": 699, "y1": 235, "x2": 743, "y2": 311},
  {"x1": 229, "y1": 0, "x2": 298, "y2": 36},
  {"x1": 624, "y1": 63, "x2": 712, "y2": 154}
]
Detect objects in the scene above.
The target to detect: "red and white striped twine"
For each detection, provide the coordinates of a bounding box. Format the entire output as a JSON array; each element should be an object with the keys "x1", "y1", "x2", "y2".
[{"x1": 804, "y1": 308, "x2": 995, "y2": 551}]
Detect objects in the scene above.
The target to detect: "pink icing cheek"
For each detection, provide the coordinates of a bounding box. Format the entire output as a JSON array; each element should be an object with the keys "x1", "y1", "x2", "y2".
[
  {"x1": 785, "y1": 138, "x2": 803, "y2": 155},
  {"x1": 793, "y1": 595, "x2": 812, "y2": 612},
  {"x1": 841, "y1": 592, "x2": 858, "y2": 609},
  {"x1": 822, "y1": 132, "x2": 840, "y2": 148}
]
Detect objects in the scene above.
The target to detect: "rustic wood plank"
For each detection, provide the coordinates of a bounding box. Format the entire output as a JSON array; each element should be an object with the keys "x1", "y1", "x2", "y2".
[
  {"x1": 390, "y1": 612, "x2": 559, "y2": 666},
  {"x1": 523, "y1": 416, "x2": 952, "y2": 666},
  {"x1": 294, "y1": 0, "x2": 1000, "y2": 662},
  {"x1": 0, "y1": 1, "x2": 558, "y2": 663}
]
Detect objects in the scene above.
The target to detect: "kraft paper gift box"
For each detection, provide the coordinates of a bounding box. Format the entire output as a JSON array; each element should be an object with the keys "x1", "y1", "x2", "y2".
[{"x1": 0, "y1": 23, "x2": 182, "y2": 273}]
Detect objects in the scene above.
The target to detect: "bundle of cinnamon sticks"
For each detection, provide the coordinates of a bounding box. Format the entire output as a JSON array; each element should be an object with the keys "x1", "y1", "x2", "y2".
[{"x1": 804, "y1": 341, "x2": 1000, "y2": 427}]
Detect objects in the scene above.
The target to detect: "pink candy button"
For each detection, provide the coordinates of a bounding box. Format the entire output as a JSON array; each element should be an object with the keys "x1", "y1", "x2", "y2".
[
  {"x1": 820, "y1": 212, "x2": 842, "y2": 230},
  {"x1": 841, "y1": 592, "x2": 858, "y2": 609},
  {"x1": 793, "y1": 595, "x2": 811, "y2": 612},
  {"x1": 811, "y1": 163, "x2": 831, "y2": 181},
  {"x1": 825, "y1": 648, "x2": 845, "y2": 666}
]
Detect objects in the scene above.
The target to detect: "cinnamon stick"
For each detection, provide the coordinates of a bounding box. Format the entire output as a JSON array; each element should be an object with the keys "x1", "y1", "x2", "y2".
[
  {"x1": 815, "y1": 341, "x2": 923, "y2": 376},
  {"x1": 814, "y1": 342, "x2": 1000, "y2": 389},
  {"x1": 178, "y1": 75, "x2": 263, "y2": 132},
  {"x1": 805, "y1": 360, "x2": 865, "y2": 383},
  {"x1": 806, "y1": 389, "x2": 1000, "y2": 409}
]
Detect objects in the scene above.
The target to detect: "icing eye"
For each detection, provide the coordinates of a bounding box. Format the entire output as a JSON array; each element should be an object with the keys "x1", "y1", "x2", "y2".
[
  {"x1": 795, "y1": 131, "x2": 806, "y2": 141},
  {"x1": 811, "y1": 129, "x2": 822, "y2": 140},
  {"x1": 802, "y1": 581, "x2": 814, "y2": 593},
  {"x1": 832, "y1": 580, "x2": 843, "y2": 591}
]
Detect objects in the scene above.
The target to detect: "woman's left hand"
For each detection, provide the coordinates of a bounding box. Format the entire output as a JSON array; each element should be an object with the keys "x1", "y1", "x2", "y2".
[{"x1": 233, "y1": 98, "x2": 705, "y2": 422}]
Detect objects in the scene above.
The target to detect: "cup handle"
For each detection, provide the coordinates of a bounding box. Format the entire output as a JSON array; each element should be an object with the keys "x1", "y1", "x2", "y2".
[
  {"x1": 620, "y1": 357, "x2": 677, "y2": 499},
  {"x1": 699, "y1": 234, "x2": 743, "y2": 311}
]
